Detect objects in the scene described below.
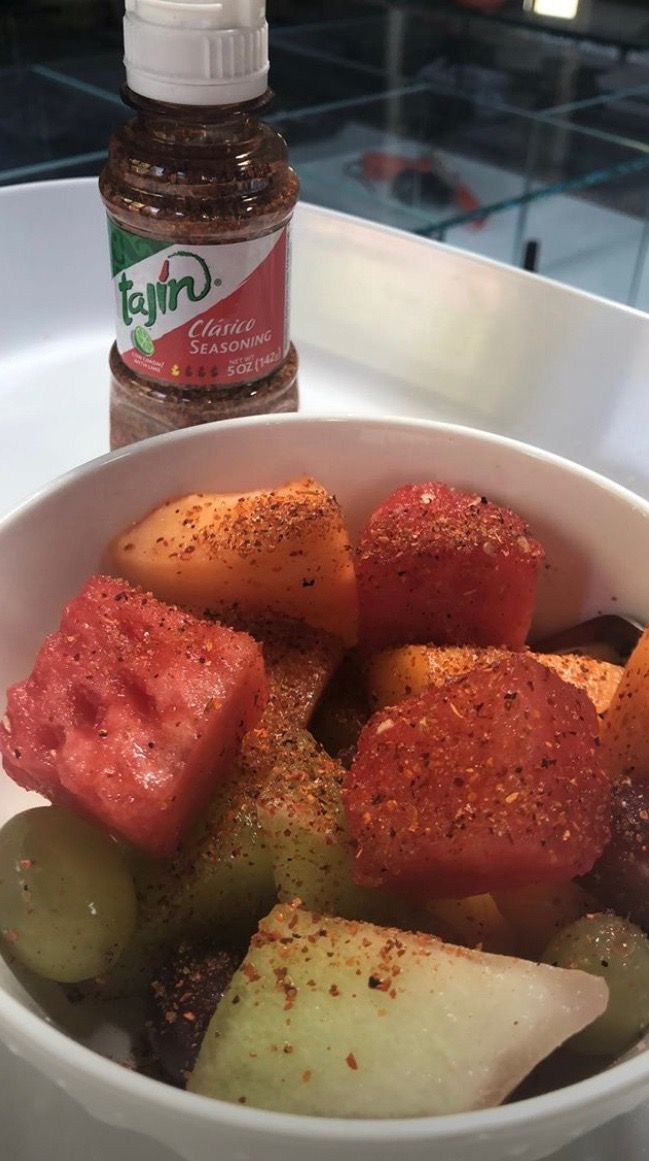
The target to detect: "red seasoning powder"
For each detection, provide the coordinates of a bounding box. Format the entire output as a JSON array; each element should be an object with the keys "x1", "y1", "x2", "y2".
[{"x1": 100, "y1": 0, "x2": 299, "y2": 449}]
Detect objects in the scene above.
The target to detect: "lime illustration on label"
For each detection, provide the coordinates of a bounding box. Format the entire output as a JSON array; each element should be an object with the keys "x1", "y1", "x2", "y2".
[
  {"x1": 132, "y1": 326, "x2": 155, "y2": 356},
  {"x1": 108, "y1": 220, "x2": 289, "y2": 389}
]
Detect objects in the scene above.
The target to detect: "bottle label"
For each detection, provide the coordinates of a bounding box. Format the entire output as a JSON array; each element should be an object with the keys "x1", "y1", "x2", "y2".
[{"x1": 108, "y1": 219, "x2": 290, "y2": 387}]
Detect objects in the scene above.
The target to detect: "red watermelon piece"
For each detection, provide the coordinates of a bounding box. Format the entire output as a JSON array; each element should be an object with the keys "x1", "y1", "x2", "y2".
[
  {"x1": 356, "y1": 482, "x2": 544, "y2": 651},
  {"x1": 343, "y1": 654, "x2": 610, "y2": 898},
  {"x1": 0, "y1": 576, "x2": 267, "y2": 856}
]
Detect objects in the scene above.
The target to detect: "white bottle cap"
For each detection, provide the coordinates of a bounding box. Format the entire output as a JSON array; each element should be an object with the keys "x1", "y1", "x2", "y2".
[{"x1": 124, "y1": 0, "x2": 269, "y2": 107}]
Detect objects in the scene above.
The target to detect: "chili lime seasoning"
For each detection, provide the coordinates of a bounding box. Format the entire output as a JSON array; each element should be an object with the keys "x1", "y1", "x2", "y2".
[{"x1": 100, "y1": 0, "x2": 299, "y2": 449}]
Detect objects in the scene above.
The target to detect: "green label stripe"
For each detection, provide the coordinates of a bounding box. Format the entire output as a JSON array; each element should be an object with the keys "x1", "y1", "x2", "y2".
[{"x1": 108, "y1": 219, "x2": 170, "y2": 278}]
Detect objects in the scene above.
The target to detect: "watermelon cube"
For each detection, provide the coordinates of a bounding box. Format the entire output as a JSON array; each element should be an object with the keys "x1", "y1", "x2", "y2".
[
  {"x1": 343, "y1": 654, "x2": 611, "y2": 898},
  {"x1": 0, "y1": 577, "x2": 267, "y2": 856},
  {"x1": 356, "y1": 482, "x2": 544, "y2": 651}
]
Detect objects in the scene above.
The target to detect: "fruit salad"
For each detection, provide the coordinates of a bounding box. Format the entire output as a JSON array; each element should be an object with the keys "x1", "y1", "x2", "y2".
[{"x1": 1, "y1": 474, "x2": 649, "y2": 1118}]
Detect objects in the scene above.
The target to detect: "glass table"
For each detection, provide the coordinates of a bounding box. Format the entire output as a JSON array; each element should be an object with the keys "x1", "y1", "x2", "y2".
[
  {"x1": 441, "y1": 0, "x2": 649, "y2": 54},
  {"x1": 270, "y1": 82, "x2": 649, "y2": 307},
  {"x1": 1, "y1": 2, "x2": 648, "y2": 308}
]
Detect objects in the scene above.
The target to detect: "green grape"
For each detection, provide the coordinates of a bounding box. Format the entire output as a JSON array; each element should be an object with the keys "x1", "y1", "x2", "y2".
[
  {"x1": 542, "y1": 913, "x2": 649, "y2": 1056},
  {"x1": 0, "y1": 806, "x2": 137, "y2": 983}
]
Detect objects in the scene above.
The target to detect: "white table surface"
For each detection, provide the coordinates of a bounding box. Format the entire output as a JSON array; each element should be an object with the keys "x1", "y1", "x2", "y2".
[{"x1": 1, "y1": 178, "x2": 649, "y2": 1161}]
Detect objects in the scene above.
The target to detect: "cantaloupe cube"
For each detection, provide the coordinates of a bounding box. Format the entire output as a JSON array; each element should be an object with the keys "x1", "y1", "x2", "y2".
[
  {"x1": 540, "y1": 653, "x2": 621, "y2": 717},
  {"x1": 366, "y1": 644, "x2": 504, "y2": 709},
  {"x1": 189, "y1": 901, "x2": 607, "y2": 1116},
  {"x1": 601, "y1": 628, "x2": 649, "y2": 779},
  {"x1": 426, "y1": 894, "x2": 518, "y2": 956},
  {"x1": 367, "y1": 644, "x2": 621, "y2": 716},
  {"x1": 108, "y1": 478, "x2": 358, "y2": 645},
  {"x1": 494, "y1": 880, "x2": 594, "y2": 959}
]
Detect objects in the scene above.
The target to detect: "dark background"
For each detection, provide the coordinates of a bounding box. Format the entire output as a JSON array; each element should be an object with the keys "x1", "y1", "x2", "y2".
[
  {"x1": 1, "y1": 0, "x2": 648, "y2": 302},
  {"x1": 2, "y1": 0, "x2": 649, "y2": 185}
]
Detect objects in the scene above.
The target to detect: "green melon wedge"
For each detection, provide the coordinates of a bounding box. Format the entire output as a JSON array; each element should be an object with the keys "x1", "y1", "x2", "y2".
[
  {"x1": 189, "y1": 901, "x2": 607, "y2": 1117},
  {"x1": 257, "y1": 735, "x2": 425, "y2": 928},
  {"x1": 88, "y1": 620, "x2": 340, "y2": 998}
]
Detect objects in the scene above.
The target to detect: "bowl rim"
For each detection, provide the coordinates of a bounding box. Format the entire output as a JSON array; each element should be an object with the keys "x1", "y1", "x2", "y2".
[{"x1": 1, "y1": 411, "x2": 649, "y2": 1140}]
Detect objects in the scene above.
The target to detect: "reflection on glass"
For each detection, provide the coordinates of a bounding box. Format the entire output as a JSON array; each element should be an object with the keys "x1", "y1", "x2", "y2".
[{"x1": 524, "y1": 0, "x2": 579, "y2": 18}]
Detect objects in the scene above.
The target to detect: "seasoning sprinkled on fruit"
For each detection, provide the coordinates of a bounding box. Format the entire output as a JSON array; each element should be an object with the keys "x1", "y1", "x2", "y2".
[
  {"x1": 343, "y1": 654, "x2": 610, "y2": 897},
  {"x1": 356, "y1": 482, "x2": 544, "y2": 651}
]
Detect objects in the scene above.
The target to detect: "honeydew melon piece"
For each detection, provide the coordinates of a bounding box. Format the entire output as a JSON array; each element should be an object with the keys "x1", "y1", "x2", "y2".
[
  {"x1": 93, "y1": 622, "x2": 340, "y2": 998},
  {"x1": 90, "y1": 745, "x2": 276, "y2": 997},
  {"x1": 257, "y1": 733, "x2": 423, "y2": 928},
  {"x1": 189, "y1": 901, "x2": 608, "y2": 1116}
]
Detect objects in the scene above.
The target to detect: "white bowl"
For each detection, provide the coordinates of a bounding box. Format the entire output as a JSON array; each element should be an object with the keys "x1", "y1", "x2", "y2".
[{"x1": 1, "y1": 414, "x2": 648, "y2": 1161}]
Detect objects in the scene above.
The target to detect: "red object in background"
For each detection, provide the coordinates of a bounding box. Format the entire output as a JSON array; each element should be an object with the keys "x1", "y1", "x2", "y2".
[
  {"x1": 358, "y1": 152, "x2": 434, "y2": 181},
  {"x1": 454, "y1": 184, "x2": 483, "y2": 216},
  {"x1": 349, "y1": 151, "x2": 487, "y2": 229}
]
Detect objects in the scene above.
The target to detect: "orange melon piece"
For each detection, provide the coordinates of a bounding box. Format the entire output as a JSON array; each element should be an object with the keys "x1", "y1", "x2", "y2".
[
  {"x1": 426, "y1": 894, "x2": 519, "y2": 956},
  {"x1": 601, "y1": 627, "x2": 649, "y2": 779},
  {"x1": 367, "y1": 644, "x2": 621, "y2": 715},
  {"x1": 366, "y1": 644, "x2": 504, "y2": 709},
  {"x1": 109, "y1": 478, "x2": 358, "y2": 645},
  {"x1": 494, "y1": 880, "x2": 594, "y2": 960}
]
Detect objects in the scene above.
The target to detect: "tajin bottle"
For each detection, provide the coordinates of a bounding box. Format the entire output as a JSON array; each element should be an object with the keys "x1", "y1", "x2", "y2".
[{"x1": 100, "y1": 0, "x2": 299, "y2": 449}]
